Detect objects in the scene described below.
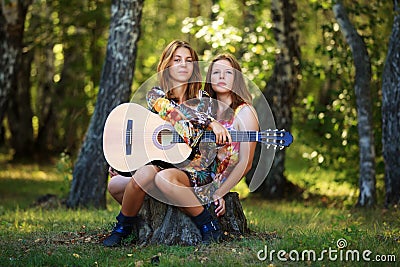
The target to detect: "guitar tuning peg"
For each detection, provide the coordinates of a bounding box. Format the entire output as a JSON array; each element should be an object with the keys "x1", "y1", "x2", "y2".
[
  {"x1": 266, "y1": 144, "x2": 271, "y2": 149},
  {"x1": 280, "y1": 146, "x2": 284, "y2": 150}
]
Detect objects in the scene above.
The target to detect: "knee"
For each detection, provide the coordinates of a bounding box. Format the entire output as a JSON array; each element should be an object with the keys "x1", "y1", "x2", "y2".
[
  {"x1": 136, "y1": 165, "x2": 158, "y2": 178},
  {"x1": 107, "y1": 176, "x2": 125, "y2": 196},
  {"x1": 126, "y1": 178, "x2": 144, "y2": 192},
  {"x1": 155, "y1": 171, "x2": 181, "y2": 194},
  {"x1": 133, "y1": 166, "x2": 158, "y2": 184}
]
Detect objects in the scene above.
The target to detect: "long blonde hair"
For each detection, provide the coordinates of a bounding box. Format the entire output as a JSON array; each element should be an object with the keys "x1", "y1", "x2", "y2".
[
  {"x1": 204, "y1": 53, "x2": 252, "y2": 111},
  {"x1": 157, "y1": 40, "x2": 202, "y2": 100}
]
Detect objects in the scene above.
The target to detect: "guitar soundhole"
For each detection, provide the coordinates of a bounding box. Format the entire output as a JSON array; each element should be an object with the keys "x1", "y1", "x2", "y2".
[
  {"x1": 157, "y1": 130, "x2": 173, "y2": 146},
  {"x1": 153, "y1": 125, "x2": 175, "y2": 150}
]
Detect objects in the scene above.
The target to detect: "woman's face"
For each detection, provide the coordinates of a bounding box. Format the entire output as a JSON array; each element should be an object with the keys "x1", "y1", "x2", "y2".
[
  {"x1": 210, "y1": 59, "x2": 234, "y2": 94},
  {"x1": 168, "y1": 47, "x2": 194, "y2": 85}
]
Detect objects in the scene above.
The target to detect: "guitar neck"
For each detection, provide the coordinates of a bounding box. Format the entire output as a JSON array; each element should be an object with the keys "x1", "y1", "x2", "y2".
[{"x1": 172, "y1": 130, "x2": 260, "y2": 143}]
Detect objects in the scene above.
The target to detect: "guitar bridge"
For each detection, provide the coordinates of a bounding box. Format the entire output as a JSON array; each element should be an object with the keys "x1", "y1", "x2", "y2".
[{"x1": 126, "y1": 120, "x2": 133, "y2": 155}]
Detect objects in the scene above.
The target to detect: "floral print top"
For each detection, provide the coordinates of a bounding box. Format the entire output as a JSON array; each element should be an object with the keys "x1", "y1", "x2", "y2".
[
  {"x1": 146, "y1": 86, "x2": 213, "y2": 148},
  {"x1": 146, "y1": 86, "x2": 248, "y2": 204},
  {"x1": 146, "y1": 87, "x2": 216, "y2": 192}
]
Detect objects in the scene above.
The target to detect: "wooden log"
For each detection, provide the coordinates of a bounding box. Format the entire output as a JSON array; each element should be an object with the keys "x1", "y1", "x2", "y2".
[{"x1": 134, "y1": 192, "x2": 249, "y2": 246}]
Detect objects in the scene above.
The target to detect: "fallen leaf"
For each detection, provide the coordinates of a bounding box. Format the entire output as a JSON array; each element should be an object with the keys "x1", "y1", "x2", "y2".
[{"x1": 135, "y1": 260, "x2": 144, "y2": 267}]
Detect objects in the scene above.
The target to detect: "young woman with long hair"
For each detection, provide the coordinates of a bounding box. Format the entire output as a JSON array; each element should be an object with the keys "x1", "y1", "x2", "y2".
[
  {"x1": 153, "y1": 53, "x2": 259, "y2": 244},
  {"x1": 103, "y1": 40, "x2": 229, "y2": 247}
]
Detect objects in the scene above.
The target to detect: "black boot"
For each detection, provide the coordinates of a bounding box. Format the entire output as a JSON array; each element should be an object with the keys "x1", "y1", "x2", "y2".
[
  {"x1": 199, "y1": 219, "x2": 223, "y2": 244},
  {"x1": 192, "y1": 209, "x2": 223, "y2": 244},
  {"x1": 103, "y1": 211, "x2": 140, "y2": 247}
]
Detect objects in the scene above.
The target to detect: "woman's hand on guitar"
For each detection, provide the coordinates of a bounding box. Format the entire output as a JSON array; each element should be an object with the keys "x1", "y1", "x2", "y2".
[{"x1": 209, "y1": 121, "x2": 231, "y2": 145}]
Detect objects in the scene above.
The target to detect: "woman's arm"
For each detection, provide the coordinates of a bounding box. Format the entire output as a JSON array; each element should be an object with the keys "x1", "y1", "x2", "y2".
[{"x1": 214, "y1": 105, "x2": 259, "y2": 198}]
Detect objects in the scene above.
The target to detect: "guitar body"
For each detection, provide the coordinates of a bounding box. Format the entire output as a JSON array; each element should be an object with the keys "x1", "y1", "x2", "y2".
[{"x1": 103, "y1": 103, "x2": 192, "y2": 172}]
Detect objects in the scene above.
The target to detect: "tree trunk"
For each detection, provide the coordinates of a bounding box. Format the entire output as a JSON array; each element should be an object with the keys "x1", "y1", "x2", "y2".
[
  {"x1": 382, "y1": 0, "x2": 400, "y2": 208},
  {"x1": 333, "y1": 0, "x2": 376, "y2": 207},
  {"x1": 67, "y1": 0, "x2": 144, "y2": 208},
  {"x1": 7, "y1": 49, "x2": 34, "y2": 159},
  {"x1": 0, "y1": 0, "x2": 32, "y2": 140},
  {"x1": 252, "y1": 0, "x2": 300, "y2": 198},
  {"x1": 113, "y1": 192, "x2": 249, "y2": 246}
]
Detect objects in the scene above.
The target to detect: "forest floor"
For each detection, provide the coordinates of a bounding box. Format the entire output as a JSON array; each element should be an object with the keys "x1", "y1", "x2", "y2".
[{"x1": 0, "y1": 151, "x2": 399, "y2": 266}]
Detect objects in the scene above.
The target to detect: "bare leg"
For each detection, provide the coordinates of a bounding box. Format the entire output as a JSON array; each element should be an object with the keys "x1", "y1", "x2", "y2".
[
  {"x1": 121, "y1": 165, "x2": 160, "y2": 216},
  {"x1": 103, "y1": 165, "x2": 160, "y2": 247},
  {"x1": 107, "y1": 175, "x2": 131, "y2": 204},
  {"x1": 154, "y1": 168, "x2": 204, "y2": 216}
]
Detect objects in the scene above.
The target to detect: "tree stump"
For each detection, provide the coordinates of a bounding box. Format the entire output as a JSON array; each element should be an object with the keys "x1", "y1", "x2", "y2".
[{"x1": 134, "y1": 192, "x2": 249, "y2": 246}]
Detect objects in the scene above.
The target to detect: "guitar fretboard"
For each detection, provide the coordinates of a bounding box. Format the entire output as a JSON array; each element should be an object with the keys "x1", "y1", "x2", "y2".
[{"x1": 171, "y1": 131, "x2": 260, "y2": 143}]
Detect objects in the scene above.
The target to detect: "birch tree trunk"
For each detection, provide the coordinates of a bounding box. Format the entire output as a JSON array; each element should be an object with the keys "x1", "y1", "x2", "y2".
[
  {"x1": 67, "y1": 0, "x2": 144, "y2": 208},
  {"x1": 0, "y1": 0, "x2": 32, "y2": 139},
  {"x1": 333, "y1": 0, "x2": 376, "y2": 207},
  {"x1": 256, "y1": 0, "x2": 301, "y2": 198},
  {"x1": 382, "y1": 0, "x2": 400, "y2": 208}
]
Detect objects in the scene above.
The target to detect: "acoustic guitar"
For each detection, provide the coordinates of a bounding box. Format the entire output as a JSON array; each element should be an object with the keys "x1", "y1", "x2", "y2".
[{"x1": 103, "y1": 103, "x2": 293, "y2": 172}]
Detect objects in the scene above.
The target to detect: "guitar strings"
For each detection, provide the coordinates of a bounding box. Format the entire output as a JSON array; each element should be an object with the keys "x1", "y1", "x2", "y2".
[{"x1": 124, "y1": 131, "x2": 287, "y2": 145}]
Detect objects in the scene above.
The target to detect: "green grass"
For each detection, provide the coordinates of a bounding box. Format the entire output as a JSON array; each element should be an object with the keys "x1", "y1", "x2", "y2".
[{"x1": 0, "y1": 155, "x2": 399, "y2": 266}]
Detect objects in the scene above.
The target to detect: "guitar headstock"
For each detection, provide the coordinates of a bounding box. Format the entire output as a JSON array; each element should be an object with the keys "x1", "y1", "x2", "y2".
[{"x1": 260, "y1": 129, "x2": 293, "y2": 150}]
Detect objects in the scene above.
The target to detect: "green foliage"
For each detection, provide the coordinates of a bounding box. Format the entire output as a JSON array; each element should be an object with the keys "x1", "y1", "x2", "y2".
[
  {"x1": 293, "y1": 0, "x2": 390, "y2": 181},
  {"x1": 181, "y1": 0, "x2": 275, "y2": 89},
  {"x1": 22, "y1": 0, "x2": 111, "y2": 156},
  {"x1": 177, "y1": 0, "x2": 390, "y2": 185},
  {"x1": 55, "y1": 152, "x2": 73, "y2": 197}
]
